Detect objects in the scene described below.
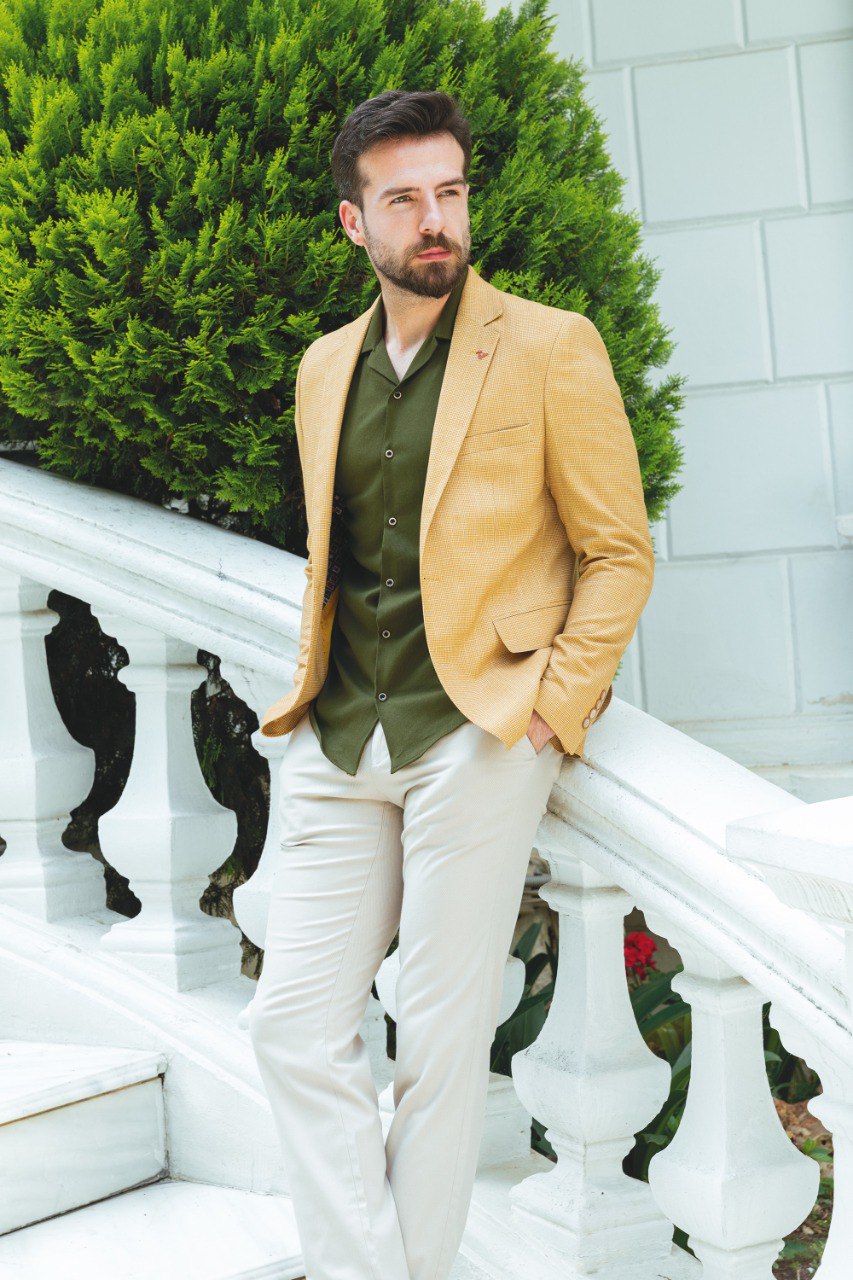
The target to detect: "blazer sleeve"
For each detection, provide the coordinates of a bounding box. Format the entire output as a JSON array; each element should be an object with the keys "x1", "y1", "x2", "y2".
[{"x1": 532, "y1": 312, "x2": 655, "y2": 757}]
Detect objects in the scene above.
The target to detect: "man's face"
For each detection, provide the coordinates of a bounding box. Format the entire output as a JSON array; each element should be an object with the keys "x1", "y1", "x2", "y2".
[{"x1": 340, "y1": 132, "x2": 471, "y2": 299}]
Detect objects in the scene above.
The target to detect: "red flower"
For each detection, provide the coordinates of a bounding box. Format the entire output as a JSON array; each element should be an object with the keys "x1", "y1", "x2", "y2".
[{"x1": 624, "y1": 930, "x2": 658, "y2": 980}]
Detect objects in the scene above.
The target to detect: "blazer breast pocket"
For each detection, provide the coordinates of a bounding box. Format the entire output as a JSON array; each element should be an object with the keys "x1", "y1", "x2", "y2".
[{"x1": 458, "y1": 423, "x2": 535, "y2": 455}]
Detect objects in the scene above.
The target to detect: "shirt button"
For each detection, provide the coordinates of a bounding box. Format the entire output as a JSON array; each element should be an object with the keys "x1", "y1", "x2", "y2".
[
  {"x1": 378, "y1": 692, "x2": 387, "y2": 701},
  {"x1": 393, "y1": 390, "x2": 402, "y2": 399},
  {"x1": 385, "y1": 448, "x2": 394, "y2": 457},
  {"x1": 386, "y1": 578, "x2": 394, "y2": 587},
  {"x1": 381, "y1": 629, "x2": 390, "y2": 638},
  {"x1": 388, "y1": 516, "x2": 397, "y2": 525}
]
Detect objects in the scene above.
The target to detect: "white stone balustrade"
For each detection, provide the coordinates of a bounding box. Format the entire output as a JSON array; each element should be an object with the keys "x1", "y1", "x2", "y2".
[
  {"x1": 517, "y1": 706, "x2": 852, "y2": 1279},
  {"x1": 0, "y1": 460, "x2": 308, "y2": 991},
  {"x1": 728, "y1": 797, "x2": 853, "y2": 1280},
  {"x1": 0, "y1": 457, "x2": 851, "y2": 1276}
]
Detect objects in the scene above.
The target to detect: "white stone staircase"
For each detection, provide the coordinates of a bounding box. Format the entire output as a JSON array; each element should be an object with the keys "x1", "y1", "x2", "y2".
[
  {"x1": 0, "y1": 920, "x2": 508, "y2": 1280},
  {"x1": 0, "y1": 1039, "x2": 304, "y2": 1279},
  {"x1": 0, "y1": 1031, "x2": 686, "y2": 1280},
  {"x1": 0, "y1": 1030, "x2": 507, "y2": 1280}
]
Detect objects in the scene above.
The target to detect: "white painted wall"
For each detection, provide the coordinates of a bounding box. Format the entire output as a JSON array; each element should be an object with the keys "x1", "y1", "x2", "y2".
[{"x1": 483, "y1": 0, "x2": 853, "y2": 789}]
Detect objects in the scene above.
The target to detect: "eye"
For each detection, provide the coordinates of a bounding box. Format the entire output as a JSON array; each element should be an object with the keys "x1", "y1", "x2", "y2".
[{"x1": 390, "y1": 189, "x2": 461, "y2": 204}]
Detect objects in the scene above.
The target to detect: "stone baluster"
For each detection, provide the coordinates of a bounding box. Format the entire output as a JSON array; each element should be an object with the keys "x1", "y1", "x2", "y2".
[
  {"x1": 91, "y1": 612, "x2": 240, "y2": 989},
  {"x1": 641, "y1": 906, "x2": 819, "y2": 1280},
  {"x1": 509, "y1": 852, "x2": 674, "y2": 1273},
  {"x1": 217, "y1": 661, "x2": 293, "y2": 1022},
  {"x1": 728, "y1": 797, "x2": 853, "y2": 1279},
  {"x1": 0, "y1": 570, "x2": 103, "y2": 918}
]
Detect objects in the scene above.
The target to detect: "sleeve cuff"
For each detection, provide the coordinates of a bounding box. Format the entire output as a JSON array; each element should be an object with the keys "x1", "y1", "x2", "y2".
[{"x1": 533, "y1": 679, "x2": 614, "y2": 758}]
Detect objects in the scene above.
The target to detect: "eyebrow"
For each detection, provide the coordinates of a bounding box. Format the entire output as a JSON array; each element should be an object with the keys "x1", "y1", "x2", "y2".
[{"x1": 378, "y1": 176, "x2": 466, "y2": 199}]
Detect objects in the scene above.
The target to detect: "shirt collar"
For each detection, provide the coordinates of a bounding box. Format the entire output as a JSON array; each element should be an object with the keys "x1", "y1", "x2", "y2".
[{"x1": 360, "y1": 269, "x2": 466, "y2": 355}]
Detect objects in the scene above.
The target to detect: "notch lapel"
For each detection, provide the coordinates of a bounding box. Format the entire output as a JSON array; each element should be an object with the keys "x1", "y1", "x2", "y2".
[{"x1": 418, "y1": 269, "x2": 503, "y2": 560}]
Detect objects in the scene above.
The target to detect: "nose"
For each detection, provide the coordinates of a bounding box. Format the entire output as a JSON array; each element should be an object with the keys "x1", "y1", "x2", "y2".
[{"x1": 418, "y1": 196, "x2": 447, "y2": 236}]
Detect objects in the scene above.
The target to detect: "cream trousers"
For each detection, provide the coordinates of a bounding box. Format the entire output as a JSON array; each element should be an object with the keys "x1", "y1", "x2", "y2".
[{"x1": 248, "y1": 711, "x2": 564, "y2": 1280}]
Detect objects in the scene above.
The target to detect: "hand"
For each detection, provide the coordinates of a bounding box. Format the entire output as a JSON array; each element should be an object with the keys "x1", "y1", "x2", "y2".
[{"x1": 525, "y1": 709, "x2": 556, "y2": 754}]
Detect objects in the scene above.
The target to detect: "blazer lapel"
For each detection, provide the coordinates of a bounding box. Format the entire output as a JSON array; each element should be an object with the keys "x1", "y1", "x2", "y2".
[{"x1": 418, "y1": 268, "x2": 503, "y2": 560}]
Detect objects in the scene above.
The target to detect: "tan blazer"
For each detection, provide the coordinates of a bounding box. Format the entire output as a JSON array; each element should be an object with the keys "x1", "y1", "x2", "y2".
[{"x1": 259, "y1": 264, "x2": 654, "y2": 758}]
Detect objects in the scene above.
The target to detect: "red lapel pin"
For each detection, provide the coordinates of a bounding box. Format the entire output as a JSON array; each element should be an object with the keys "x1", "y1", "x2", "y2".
[{"x1": 473, "y1": 349, "x2": 488, "y2": 360}]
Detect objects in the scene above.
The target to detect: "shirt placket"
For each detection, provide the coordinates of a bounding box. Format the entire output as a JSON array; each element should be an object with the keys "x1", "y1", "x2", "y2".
[
  {"x1": 374, "y1": 381, "x2": 401, "y2": 709},
  {"x1": 372, "y1": 336, "x2": 436, "y2": 718}
]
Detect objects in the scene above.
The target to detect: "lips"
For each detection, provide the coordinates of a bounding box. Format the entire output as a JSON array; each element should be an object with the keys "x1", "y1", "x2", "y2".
[{"x1": 418, "y1": 249, "x2": 451, "y2": 259}]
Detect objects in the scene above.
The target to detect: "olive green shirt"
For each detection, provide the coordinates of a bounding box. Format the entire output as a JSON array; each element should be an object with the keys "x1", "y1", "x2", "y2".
[{"x1": 308, "y1": 272, "x2": 469, "y2": 775}]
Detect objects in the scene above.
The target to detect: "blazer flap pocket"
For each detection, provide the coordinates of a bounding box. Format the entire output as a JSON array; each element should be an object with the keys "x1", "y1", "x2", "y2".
[
  {"x1": 492, "y1": 600, "x2": 571, "y2": 653},
  {"x1": 458, "y1": 423, "x2": 534, "y2": 455}
]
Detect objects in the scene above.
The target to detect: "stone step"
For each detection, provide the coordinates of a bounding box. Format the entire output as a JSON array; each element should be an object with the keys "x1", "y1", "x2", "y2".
[
  {"x1": 0, "y1": 1040, "x2": 168, "y2": 1235},
  {"x1": 0, "y1": 1179, "x2": 303, "y2": 1279}
]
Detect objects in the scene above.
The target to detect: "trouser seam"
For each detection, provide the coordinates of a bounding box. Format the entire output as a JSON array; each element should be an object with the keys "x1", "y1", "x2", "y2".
[
  {"x1": 322, "y1": 798, "x2": 395, "y2": 1280},
  {"x1": 428, "y1": 859, "x2": 504, "y2": 1280}
]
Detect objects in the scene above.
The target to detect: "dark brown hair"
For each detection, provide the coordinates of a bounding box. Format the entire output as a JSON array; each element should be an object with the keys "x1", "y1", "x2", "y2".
[{"x1": 330, "y1": 90, "x2": 472, "y2": 207}]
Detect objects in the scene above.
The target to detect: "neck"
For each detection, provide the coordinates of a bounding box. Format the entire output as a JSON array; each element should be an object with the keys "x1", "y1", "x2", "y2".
[{"x1": 379, "y1": 279, "x2": 452, "y2": 355}]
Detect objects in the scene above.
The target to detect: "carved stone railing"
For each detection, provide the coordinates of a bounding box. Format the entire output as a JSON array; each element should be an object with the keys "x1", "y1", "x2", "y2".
[
  {"x1": 504, "y1": 715, "x2": 850, "y2": 1280},
  {"x1": 0, "y1": 456, "x2": 849, "y2": 1279},
  {"x1": 0, "y1": 457, "x2": 305, "y2": 985}
]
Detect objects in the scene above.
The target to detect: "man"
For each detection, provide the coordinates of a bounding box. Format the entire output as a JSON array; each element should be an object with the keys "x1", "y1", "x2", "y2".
[{"x1": 248, "y1": 90, "x2": 654, "y2": 1280}]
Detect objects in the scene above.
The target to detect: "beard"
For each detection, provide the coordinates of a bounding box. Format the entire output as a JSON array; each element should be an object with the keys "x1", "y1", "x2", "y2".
[{"x1": 363, "y1": 222, "x2": 471, "y2": 298}]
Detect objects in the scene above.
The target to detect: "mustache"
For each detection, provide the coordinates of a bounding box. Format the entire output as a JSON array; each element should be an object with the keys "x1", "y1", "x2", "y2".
[{"x1": 413, "y1": 238, "x2": 454, "y2": 256}]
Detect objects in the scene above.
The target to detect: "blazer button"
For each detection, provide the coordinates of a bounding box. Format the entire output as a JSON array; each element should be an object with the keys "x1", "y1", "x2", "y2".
[
  {"x1": 393, "y1": 390, "x2": 402, "y2": 399},
  {"x1": 583, "y1": 717, "x2": 590, "y2": 728},
  {"x1": 378, "y1": 692, "x2": 387, "y2": 701},
  {"x1": 590, "y1": 708, "x2": 597, "y2": 719},
  {"x1": 382, "y1": 630, "x2": 390, "y2": 638}
]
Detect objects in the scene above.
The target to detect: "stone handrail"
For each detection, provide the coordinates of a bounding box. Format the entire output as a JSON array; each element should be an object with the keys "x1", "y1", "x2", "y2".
[
  {"x1": 0, "y1": 455, "x2": 849, "y2": 1278},
  {"x1": 0, "y1": 456, "x2": 304, "y2": 677}
]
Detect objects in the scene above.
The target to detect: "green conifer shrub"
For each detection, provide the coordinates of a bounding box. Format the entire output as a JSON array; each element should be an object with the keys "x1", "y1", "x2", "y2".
[{"x1": 0, "y1": 0, "x2": 683, "y2": 551}]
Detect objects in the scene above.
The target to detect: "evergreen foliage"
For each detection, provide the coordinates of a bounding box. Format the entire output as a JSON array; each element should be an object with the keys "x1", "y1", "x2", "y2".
[{"x1": 0, "y1": 0, "x2": 683, "y2": 551}]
